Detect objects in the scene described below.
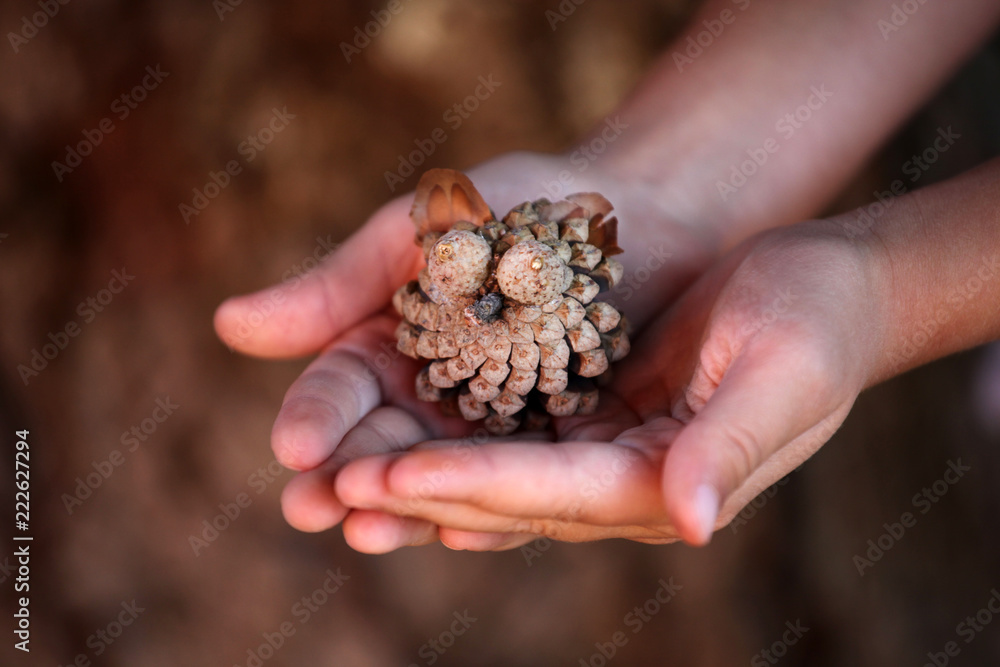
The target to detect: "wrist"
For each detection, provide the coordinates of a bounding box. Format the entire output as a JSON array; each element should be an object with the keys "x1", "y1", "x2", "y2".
[
  {"x1": 830, "y1": 172, "x2": 1000, "y2": 387},
  {"x1": 849, "y1": 222, "x2": 901, "y2": 389},
  {"x1": 778, "y1": 218, "x2": 891, "y2": 392}
]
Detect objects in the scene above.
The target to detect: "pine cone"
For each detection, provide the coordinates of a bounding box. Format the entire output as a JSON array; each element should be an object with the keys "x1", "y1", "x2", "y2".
[{"x1": 393, "y1": 169, "x2": 631, "y2": 435}]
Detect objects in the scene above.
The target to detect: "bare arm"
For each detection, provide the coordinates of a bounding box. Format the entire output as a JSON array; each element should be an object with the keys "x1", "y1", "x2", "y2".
[
  {"x1": 600, "y1": 0, "x2": 1000, "y2": 247},
  {"x1": 862, "y1": 158, "x2": 1000, "y2": 382}
]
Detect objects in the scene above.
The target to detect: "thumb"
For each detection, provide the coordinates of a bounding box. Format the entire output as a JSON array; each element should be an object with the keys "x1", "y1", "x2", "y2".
[
  {"x1": 662, "y1": 343, "x2": 842, "y2": 545},
  {"x1": 213, "y1": 198, "x2": 421, "y2": 358}
]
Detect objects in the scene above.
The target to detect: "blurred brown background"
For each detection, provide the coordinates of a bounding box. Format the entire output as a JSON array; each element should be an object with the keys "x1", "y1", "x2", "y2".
[{"x1": 1, "y1": 1, "x2": 999, "y2": 665}]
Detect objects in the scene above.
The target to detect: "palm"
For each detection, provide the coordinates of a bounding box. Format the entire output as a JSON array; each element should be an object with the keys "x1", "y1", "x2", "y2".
[
  {"x1": 214, "y1": 151, "x2": 719, "y2": 552},
  {"x1": 331, "y1": 222, "x2": 876, "y2": 551},
  {"x1": 330, "y1": 322, "x2": 691, "y2": 550}
]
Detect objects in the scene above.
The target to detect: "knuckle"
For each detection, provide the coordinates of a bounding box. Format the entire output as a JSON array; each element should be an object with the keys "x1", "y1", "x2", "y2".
[
  {"x1": 515, "y1": 519, "x2": 552, "y2": 538},
  {"x1": 712, "y1": 420, "x2": 765, "y2": 484}
]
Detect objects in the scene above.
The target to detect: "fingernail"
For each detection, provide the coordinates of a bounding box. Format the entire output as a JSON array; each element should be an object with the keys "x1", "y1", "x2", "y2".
[{"x1": 692, "y1": 484, "x2": 720, "y2": 545}]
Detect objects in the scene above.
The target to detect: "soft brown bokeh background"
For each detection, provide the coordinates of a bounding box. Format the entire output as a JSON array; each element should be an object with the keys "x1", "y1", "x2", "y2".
[{"x1": 1, "y1": 1, "x2": 999, "y2": 665}]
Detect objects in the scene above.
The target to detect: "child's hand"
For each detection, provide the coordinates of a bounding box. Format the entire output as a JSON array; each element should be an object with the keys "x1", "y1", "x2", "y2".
[
  {"x1": 213, "y1": 151, "x2": 719, "y2": 552},
  {"x1": 334, "y1": 154, "x2": 1000, "y2": 552},
  {"x1": 214, "y1": 0, "x2": 1000, "y2": 553},
  {"x1": 332, "y1": 221, "x2": 882, "y2": 548}
]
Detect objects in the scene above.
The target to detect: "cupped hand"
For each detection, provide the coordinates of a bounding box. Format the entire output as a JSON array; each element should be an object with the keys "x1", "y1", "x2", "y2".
[
  {"x1": 332, "y1": 220, "x2": 886, "y2": 549},
  {"x1": 213, "y1": 151, "x2": 717, "y2": 553}
]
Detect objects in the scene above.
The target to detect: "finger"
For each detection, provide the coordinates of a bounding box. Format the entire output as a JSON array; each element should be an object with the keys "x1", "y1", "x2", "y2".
[
  {"x1": 344, "y1": 487, "x2": 591, "y2": 540},
  {"x1": 344, "y1": 439, "x2": 666, "y2": 525},
  {"x1": 336, "y1": 454, "x2": 533, "y2": 534},
  {"x1": 391, "y1": 497, "x2": 674, "y2": 543},
  {"x1": 271, "y1": 316, "x2": 399, "y2": 470},
  {"x1": 662, "y1": 341, "x2": 846, "y2": 546},
  {"x1": 280, "y1": 406, "x2": 429, "y2": 531},
  {"x1": 339, "y1": 452, "x2": 676, "y2": 542},
  {"x1": 341, "y1": 510, "x2": 439, "y2": 555},
  {"x1": 336, "y1": 450, "x2": 544, "y2": 529},
  {"x1": 435, "y1": 515, "x2": 676, "y2": 544},
  {"x1": 553, "y1": 392, "x2": 642, "y2": 442},
  {"x1": 271, "y1": 311, "x2": 477, "y2": 470},
  {"x1": 611, "y1": 248, "x2": 750, "y2": 421},
  {"x1": 436, "y1": 530, "x2": 538, "y2": 552},
  {"x1": 214, "y1": 198, "x2": 423, "y2": 358}
]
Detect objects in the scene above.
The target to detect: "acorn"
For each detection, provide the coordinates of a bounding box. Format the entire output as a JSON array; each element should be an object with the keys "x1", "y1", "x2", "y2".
[{"x1": 393, "y1": 168, "x2": 630, "y2": 435}]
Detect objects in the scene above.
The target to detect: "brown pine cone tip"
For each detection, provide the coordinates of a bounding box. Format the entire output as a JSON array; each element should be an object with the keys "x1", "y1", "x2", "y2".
[{"x1": 394, "y1": 168, "x2": 631, "y2": 435}]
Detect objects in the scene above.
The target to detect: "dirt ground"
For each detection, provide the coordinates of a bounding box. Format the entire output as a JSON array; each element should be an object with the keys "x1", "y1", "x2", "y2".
[{"x1": 1, "y1": 1, "x2": 999, "y2": 665}]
